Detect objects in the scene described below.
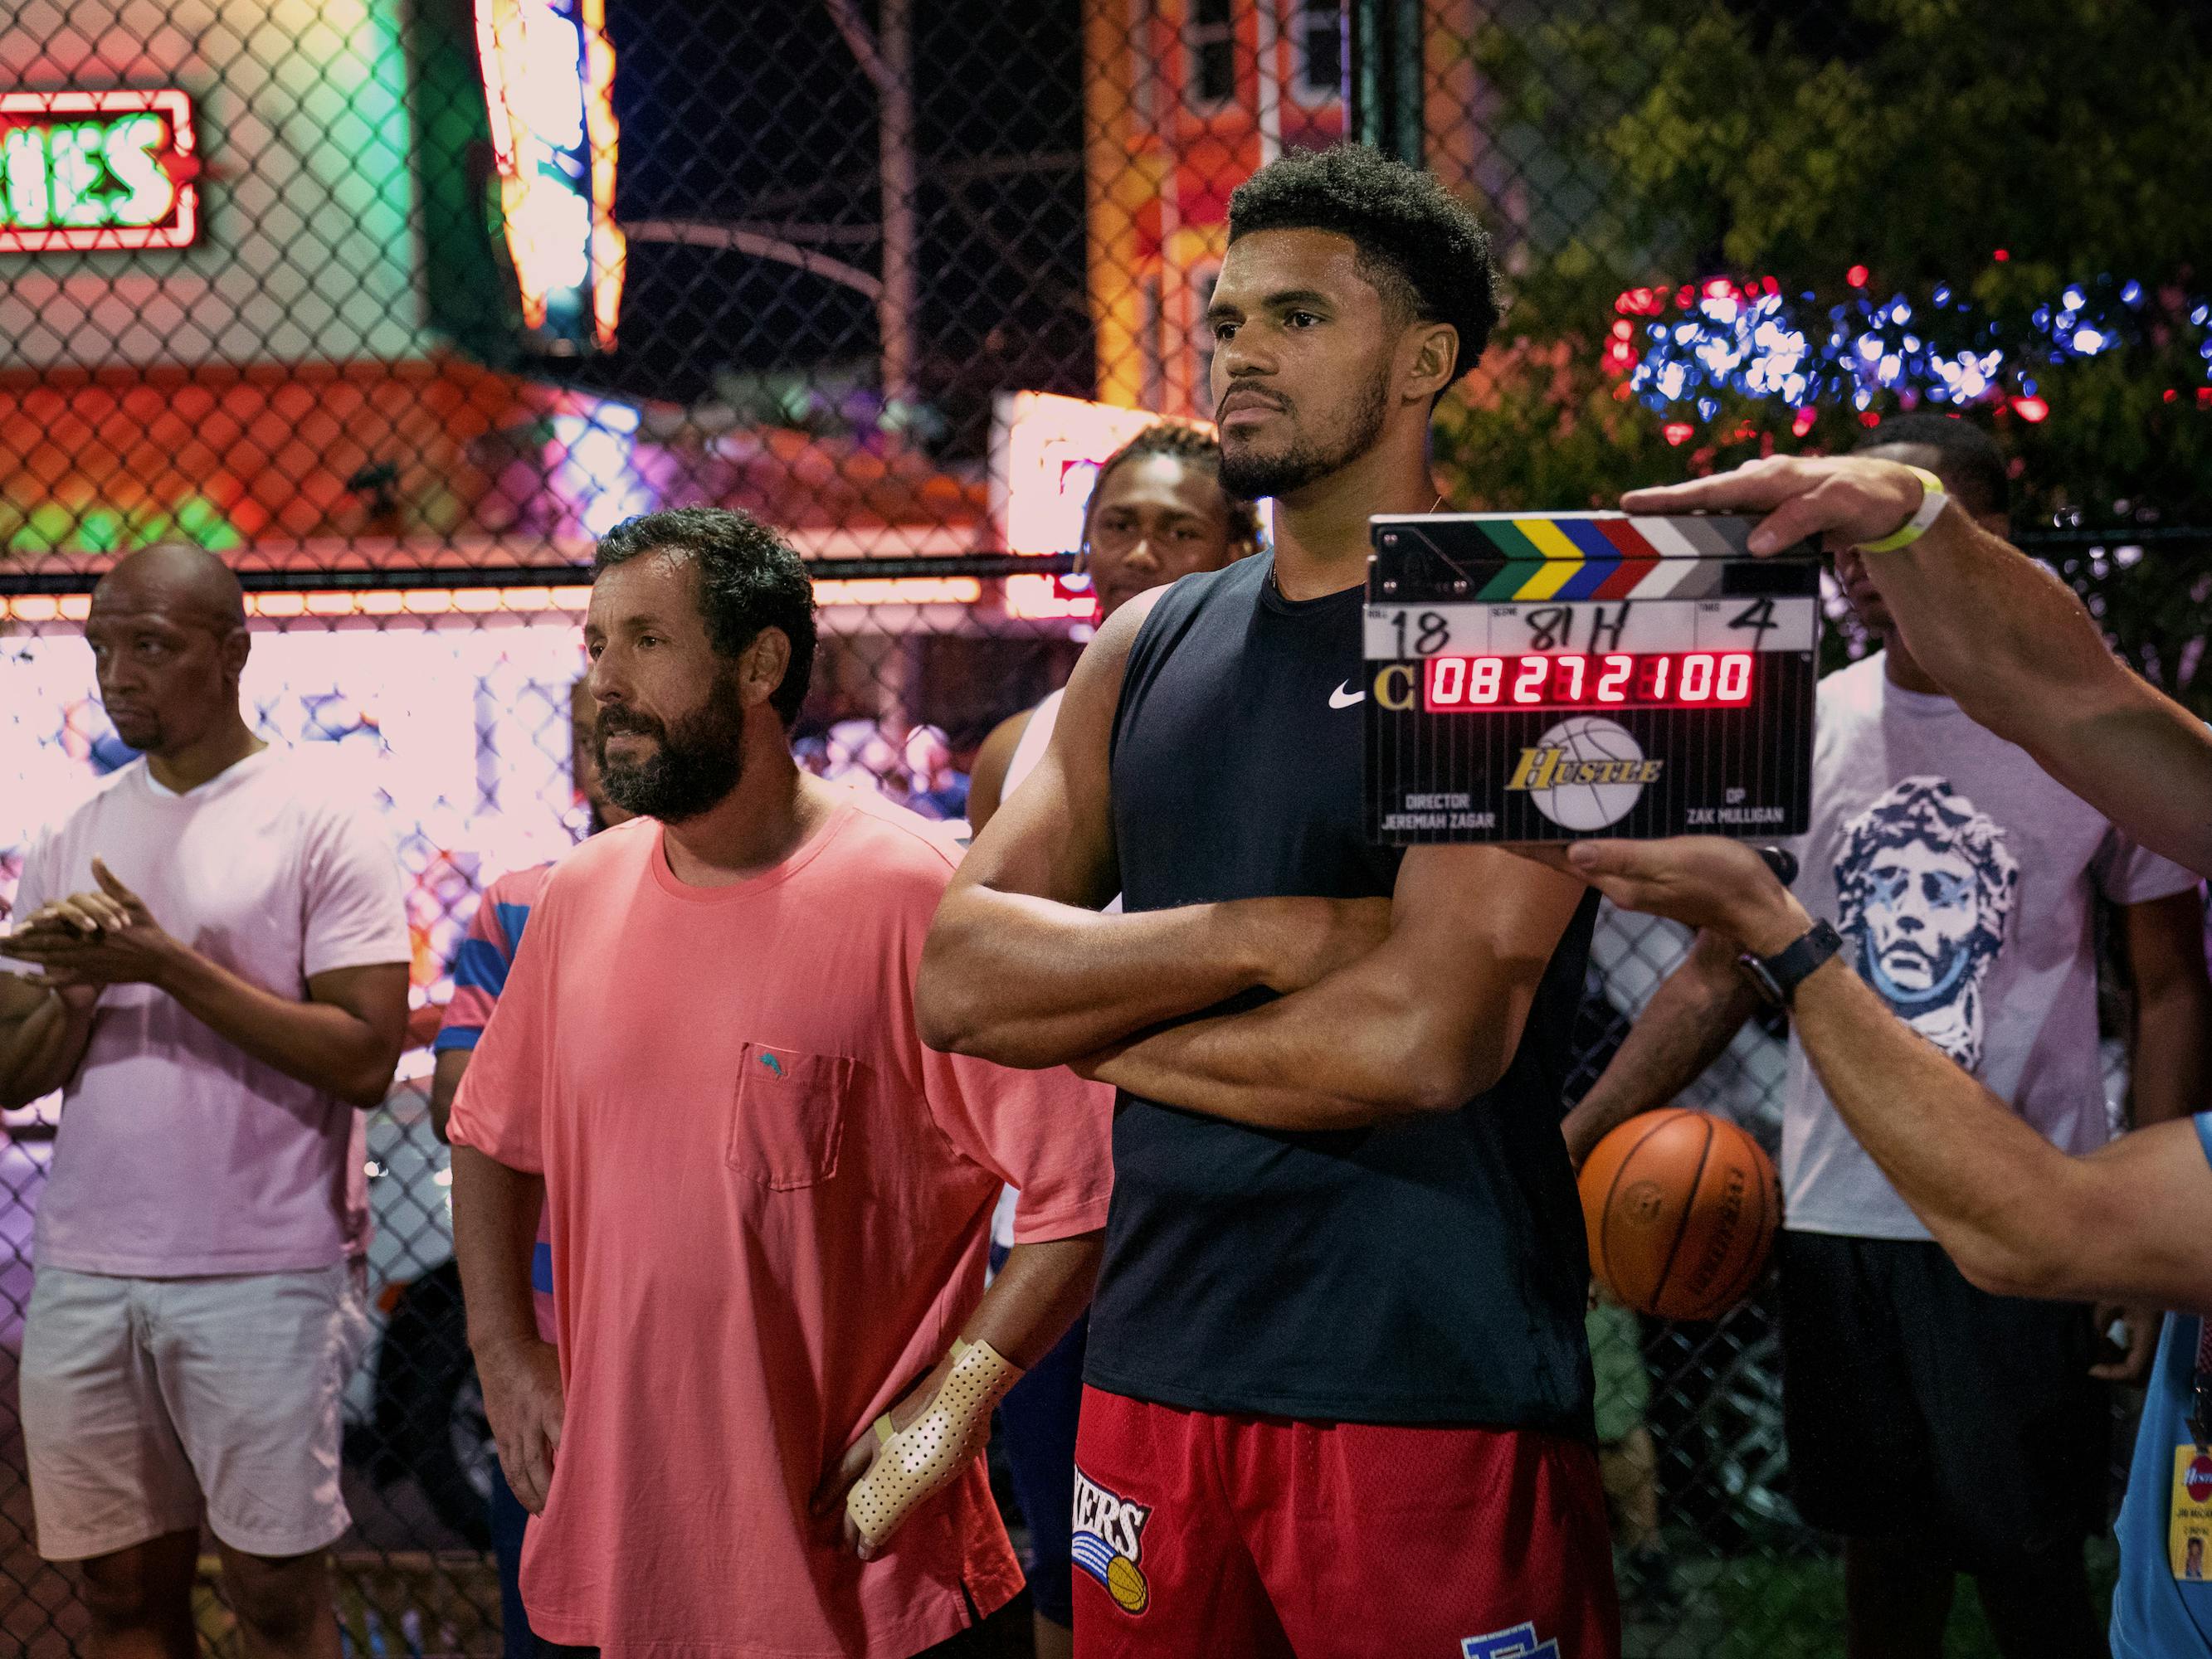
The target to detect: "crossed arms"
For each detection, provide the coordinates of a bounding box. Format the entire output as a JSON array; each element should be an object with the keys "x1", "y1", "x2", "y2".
[{"x1": 916, "y1": 589, "x2": 1588, "y2": 1131}]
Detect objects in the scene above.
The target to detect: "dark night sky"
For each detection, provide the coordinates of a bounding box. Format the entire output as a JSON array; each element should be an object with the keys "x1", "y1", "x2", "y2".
[{"x1": 582, "y1": 0, "x2": 1094, "y2": 448}]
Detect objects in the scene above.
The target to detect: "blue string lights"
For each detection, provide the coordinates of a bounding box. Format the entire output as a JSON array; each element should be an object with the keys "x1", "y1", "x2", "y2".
[{"x1": 1608, "y1": 266, "x2": 2212, "y2": 443}]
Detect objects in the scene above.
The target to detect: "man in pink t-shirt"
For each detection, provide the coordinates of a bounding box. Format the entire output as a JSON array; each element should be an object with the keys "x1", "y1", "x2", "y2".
[
  {"x1": 0, "y1": 545, "x2": 410, "y2": 1659},
  {"x1": 450, "y1": 507, "x2": 1112, "y2": 1659}
]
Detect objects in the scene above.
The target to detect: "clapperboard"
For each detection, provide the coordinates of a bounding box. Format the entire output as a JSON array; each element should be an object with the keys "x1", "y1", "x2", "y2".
[{"x1": 1363, "y1": 512, "x2": 1820, "y2": 844}]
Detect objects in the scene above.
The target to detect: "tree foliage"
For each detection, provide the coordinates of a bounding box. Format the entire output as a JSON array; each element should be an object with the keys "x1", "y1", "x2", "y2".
[{"x1": 1436, "y1": 0, "x2": 2212, "y2": 707}]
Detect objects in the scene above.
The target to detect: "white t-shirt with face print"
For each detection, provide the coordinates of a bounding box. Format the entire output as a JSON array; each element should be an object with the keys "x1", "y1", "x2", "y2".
[{"x1": 1781, "y1": 651, "x2": 2200, "y2": 1240}]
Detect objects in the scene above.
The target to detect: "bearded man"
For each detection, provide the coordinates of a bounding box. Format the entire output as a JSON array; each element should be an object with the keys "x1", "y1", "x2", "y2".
[{"x1": 448, "y1": 507, "x2": 1112, "y2": 1658}]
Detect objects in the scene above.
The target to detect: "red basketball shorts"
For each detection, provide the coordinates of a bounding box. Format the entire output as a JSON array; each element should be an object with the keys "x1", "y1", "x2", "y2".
[{"x1": 1070, "y1": 1386, "x2": 1620, "y2": 1658}]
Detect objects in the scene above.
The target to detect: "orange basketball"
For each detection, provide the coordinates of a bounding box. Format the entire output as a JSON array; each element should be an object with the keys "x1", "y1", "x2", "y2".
[{"x1": 1579, "y1": 1108, "x2": 1780, "y2": 1321}]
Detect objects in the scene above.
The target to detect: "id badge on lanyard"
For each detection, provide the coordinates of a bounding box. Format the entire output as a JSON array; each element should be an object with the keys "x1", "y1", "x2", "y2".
[{"x1": 2172, "y1": 1316, "x2": 2212, "y2": 1582}]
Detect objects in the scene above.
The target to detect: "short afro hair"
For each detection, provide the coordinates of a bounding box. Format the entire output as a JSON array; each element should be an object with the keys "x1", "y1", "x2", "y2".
[
  {"x1": 1085, "y1": 419, "x2": 1263, "y2": 552},
  {"x1": 592, "y1": 507, "x2": 817, "y2": 726},
  {"x1": 1226, "y1": 144, "x2": 1500, "y2": 384},
  {"x1": 1854, "y1": 412, "x2": 2010, "y2": 522}
]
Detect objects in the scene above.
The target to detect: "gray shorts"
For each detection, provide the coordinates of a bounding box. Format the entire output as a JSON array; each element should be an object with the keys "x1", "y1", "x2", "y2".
[{"x1": 20, "y1": 1262, "x2": 369, "y2": 1561}]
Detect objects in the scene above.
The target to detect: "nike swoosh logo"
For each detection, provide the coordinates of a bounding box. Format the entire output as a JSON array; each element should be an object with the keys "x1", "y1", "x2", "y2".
[{"x1": 1328, "y1": 681, "x2": 1365, "y2": 709}]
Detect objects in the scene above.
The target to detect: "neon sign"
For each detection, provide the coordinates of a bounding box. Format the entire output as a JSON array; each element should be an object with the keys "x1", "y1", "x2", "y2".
[
  {"x1": 0, "y1": 90, "x2": 199, "y2": 253},
  {"x1": 475, "y1": 0, "x2": 626, "y2": 350},
  {"x1": 991, "y1": 392, "x2": 1185, "y2": 620}
]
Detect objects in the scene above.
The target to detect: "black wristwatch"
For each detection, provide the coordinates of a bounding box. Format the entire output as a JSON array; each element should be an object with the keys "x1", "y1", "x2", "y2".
[{"x1": 1737, "y1": 920, "x2": 1844, "y2": 1008}]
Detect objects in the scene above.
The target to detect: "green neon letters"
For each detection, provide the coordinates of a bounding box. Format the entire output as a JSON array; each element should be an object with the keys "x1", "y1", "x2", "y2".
[{"x1": 0, "y1": 92, "x2": 197, "y2": 251}]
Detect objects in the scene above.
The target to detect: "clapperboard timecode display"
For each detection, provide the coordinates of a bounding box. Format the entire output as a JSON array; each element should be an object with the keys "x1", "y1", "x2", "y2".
[{"x1": 1364, "y1": 513, "x2": 1820, "y2": 844}]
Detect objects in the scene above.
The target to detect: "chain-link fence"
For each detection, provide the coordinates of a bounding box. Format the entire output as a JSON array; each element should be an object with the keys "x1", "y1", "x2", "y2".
[{"x1": 2, "y1": 1, "x2": 2204, "y2": 1654}]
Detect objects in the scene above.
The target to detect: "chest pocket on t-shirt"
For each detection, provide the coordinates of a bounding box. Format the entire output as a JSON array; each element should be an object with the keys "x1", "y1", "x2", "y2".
[{"x1": 728, "y1": 1044, "x2": 853, "y2": 1190}]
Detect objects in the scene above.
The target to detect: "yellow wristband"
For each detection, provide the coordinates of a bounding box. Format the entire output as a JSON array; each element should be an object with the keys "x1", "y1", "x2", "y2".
[{"x1": 1859, "y1": 465, "x2": 1948, "y2": 552}]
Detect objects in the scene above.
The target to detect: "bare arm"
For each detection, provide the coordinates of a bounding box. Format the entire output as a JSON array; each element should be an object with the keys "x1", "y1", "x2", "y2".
[
  {"x1": 955, "y1": 1230, "x2": 1100, "y2": 1369},
  {"x1": 2121, "y1": 886, "x2": 2212, "y2": 1129},
  {"x1": 1624, "y1": 457, "x2": 2212, "y2": 877},
  {"x1": 451, "y1": 1142, "x2": 560, "y2": 1510},
  {"x1": 452, "y1": 1142, "x2": 547, "y2": 1363},
  {"x1": 1078, "y1": 845, "x2": 1590, "y2": 1131},
  {"x1": 961, "y1": 708, "x2": 1030, "y2": 837},
  {"x1": 918, "y1": 591, "x2": 1387, "y2": 1068},
  {"x1": 1560, "y1": 927, "x2": 1761, "y2": 1165},
  {"x1": 2093, "y1": 886, "x2": 2208, "y2": 1377},
  {"x1": 164, "y1": 957, "x2": 407, "y2": 1110},
  {"x1": 1876, "y1": 523, "x2": 2212, "y2": 877},
  {"x1": 428, "y1": 1048, "x2": 470, "y2": 1143},
  {"x1": 1571, "y1": 835, "x2": 2212, "y2": 1310},
  {"x1": 1792, "y1": 955, "x2": 2212, "y2": 1307},
  {"x1": 0, "y1": 972, "x2": 100, "y2": 1110},
  {"x1": 3, "y1": 860, "x2": 407, "y2": 1108}
]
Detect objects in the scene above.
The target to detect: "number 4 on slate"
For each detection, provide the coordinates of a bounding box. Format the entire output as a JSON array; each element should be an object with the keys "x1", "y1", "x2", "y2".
[{"x1": 1728, "y1": 598, "x2": 1777, "y2": 649}]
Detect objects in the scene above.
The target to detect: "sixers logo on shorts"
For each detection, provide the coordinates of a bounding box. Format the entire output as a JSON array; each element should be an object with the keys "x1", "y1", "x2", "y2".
[
  {"x1": 1071, "y1": 1467, "x2": 1152, "y2": 1614},
  {"x1": 2188, "y1": 1456, "x2": 2212, "y2": 1504}
]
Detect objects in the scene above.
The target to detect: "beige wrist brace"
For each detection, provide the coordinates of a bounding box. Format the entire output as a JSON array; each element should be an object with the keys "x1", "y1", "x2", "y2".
[{"x1": 846, "y1": 1337, "x2": 1024, "y2": 1550}]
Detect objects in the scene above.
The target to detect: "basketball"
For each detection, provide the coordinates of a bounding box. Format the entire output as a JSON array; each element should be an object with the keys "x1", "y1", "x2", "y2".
[
  {"x1": 1523, "y1": 715, "x2": 1653, "y2": 831},
  {"x1": 1579, "y1": 1108, "x2": 1780, "y2": 1321}
]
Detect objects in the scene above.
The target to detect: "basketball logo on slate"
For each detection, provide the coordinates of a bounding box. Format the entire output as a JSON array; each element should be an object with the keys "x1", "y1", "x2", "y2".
[
  {"x1": 1070, "y1": 1468, "x2": 1152, "y2": 1614},
  {"x1": 1504, "y1": 717, "x2": 1664, "y2": 831}
]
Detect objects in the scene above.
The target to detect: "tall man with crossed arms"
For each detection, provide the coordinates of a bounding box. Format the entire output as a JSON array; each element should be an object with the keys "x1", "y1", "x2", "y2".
[{"x1": 920, "y1": 145, "x2": 1617, "y2": 1657}]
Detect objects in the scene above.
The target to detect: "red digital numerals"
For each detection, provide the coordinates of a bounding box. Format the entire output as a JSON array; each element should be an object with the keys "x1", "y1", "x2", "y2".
[{"x1": 1422, "y1": 651, "x2": 1753, "y2": 712}]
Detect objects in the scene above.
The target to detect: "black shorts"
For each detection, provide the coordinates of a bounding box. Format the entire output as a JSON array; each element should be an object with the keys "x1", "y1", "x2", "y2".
[{"x1": 1779, "y1": 1231, "x2": 2106, "y2": 1572}]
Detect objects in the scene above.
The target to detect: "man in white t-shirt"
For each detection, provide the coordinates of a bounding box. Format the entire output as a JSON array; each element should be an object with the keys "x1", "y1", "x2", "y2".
[
  {"x1": 1563, "y1": 418, "x2": 2210, "y2": 1659},
  {"x1": 0, "y1": 545, "x2": 410, "y2": 1659}
]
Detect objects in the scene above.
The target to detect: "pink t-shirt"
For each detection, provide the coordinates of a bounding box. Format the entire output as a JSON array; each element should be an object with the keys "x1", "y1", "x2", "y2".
[
  {"x1": 448, "y1": 795, "x2": 1114, "y2": 1659},
  {"x1": 15, "y1": 747, "x2": 409, "y2": 1276}
]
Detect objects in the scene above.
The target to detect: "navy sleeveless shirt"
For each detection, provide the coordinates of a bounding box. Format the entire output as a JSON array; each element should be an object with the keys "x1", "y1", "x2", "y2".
[{"x1": 1084, "y1": 552, "x2": 1599, "y2": 1432}]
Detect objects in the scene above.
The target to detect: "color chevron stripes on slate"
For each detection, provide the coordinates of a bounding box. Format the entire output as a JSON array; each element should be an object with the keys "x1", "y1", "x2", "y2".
[
  {"x1": 1552, "y1": 558, "x2": 1620, "y2": 601},
  {"x1": 1396, "y1": 513, "x2": 1753, "y2": 601},
  {"x1": 1508, "y1": 518, "x2": 1587, "y2": 560},
  {"x1": 1407, "y1": 512, "x2": 1757, "y2": 560}
]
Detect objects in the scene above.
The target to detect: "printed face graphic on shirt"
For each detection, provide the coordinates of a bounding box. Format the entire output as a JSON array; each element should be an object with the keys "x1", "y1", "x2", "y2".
[{"x1": 1834, "y1": 776, "x2": 2019, "y2": 1073}]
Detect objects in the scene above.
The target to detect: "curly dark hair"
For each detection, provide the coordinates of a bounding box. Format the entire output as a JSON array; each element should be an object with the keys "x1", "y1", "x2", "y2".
[
  {"x1": 1226, "y1": 144, "x2": 1500, "y2": 385},
  {"x1": 1084, "y1": 419, "x2": 1264, "y2": 552},
  {"x1": 592, "y1": 507, "x2": 817, "y2": 726}
]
